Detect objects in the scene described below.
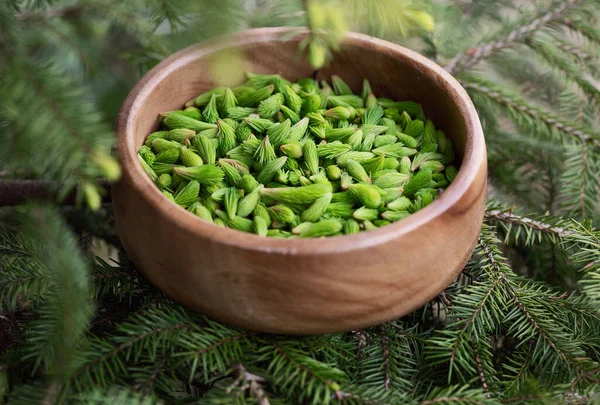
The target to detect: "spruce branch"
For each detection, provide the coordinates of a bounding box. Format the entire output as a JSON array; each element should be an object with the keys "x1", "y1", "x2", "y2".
[
  {"x1": 15, "y1": 206, "x2": 93, "y2": 403},
  {"x1": 461, "y1": 77, "x2": 600, "y2": 149},
  {"x1": 444, "y1": 0, "x2": 584, "y2": 74},
  {"x1": 525, "y1": 37, "x2": 600, "y2": 106},
  {"x1": 484, "y1": 209, "x2": 575, "y2": 240}
]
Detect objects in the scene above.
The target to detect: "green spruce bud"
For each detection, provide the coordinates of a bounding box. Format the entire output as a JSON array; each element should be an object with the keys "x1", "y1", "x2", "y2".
[
  {"x1": 92, "y1": 152, "x2": 121, "y2": 182},
  {"x1": 138, "y1": 145, "x2": 156, "y2": 167},
  {"x1": 219, "y1": 159, "x2": 243, "y2": 187},
  {"x1": 411, "y1": 152, "x2": 444, "y2": 172},
  {"x1": 174, "y1": 165, "x2": 224, "y2": 185},
  {"x1": 404, "y1": 120, "x2": 425, "y2": 138},
  {"x1": 302, "y1": 139, "x2": 319, "y2": 175},
  {"x1": 253, "y1": 216, "x2": 268, "y2": 236},
  {"x1": 381, "y1": 210, "x2": 410, "y2": 222},
  {"x1": 277, "y1": 169, "x2": 290, "y2": 184},
  {"x1": 219, "y1": 88, "x2": 238, "y2": 116},
  {"x1": 257, "y1": 93, "x2": 285, "y2": 118},
  {"x1": 216, "y1": 210, "x2": 254, "y2": 232},
  {"x1": 217, "y1": 119, "x2": 237, "y2": 155},
  {"x1": 188, "y1": 202, "x2": 213, "y2": 222},
  {"x1": 145, "y1": 131, "x2": 169, "y2": 147},
  {"x1": 239, "y1": 174, "x2": 261, "y2": 194},
  {"x1": 380, "y1": 158, "x2": 398, "y2": 170},
  {"x1": 422, "y1": 119, "x2": 437, "y2": 148},
  {"x1": 346, "y1": 160, "x2": 371, "y2": 183},
  {"x1": 299, "y1": 175, "x2": 312, "y2": 187},
  {"x1": 192, "y1": 135, "x2": 216, "y2": 165},
  {"x1": 268, "y1": 204, "x2": 296, "y2": 223},
  {"x1": 340, "y1": 171, "x2": 353, "y2": 190},
  {"x1": 420, "y1": 160, "x2": 445, "y2": 173},
  {"x1": 381, "y1": 187, "x2": 404, "y2": 204},
  {"x1": 238, "y1": 84, "x2": 275, "y2": 107},
  {"x1": 325, "y1": 106, "x2": 351, "y2": 120},
  {"x1": 326, "y1": 165, "x2": 342, "y2": 181},
  {"x1": 374, "y1": 172, "x2": 410, "y2": 189},
  {"x1": 361, "y1": 155, "x2": 385, "y2": 176},
  {"x1": 373, "y1": 219, "x2": 390, "y2": 227},
  {"x1": 373, "y1": 135, "x2": 398, "y2": 148},
  {"x1": 167, "y1": 128, "x2": 196, "y2": 143},
  {"x1": 388, "y1": 197, "x2": 411, "y2": 211},
  {"x1": 180, "y1": 147, "x2": 204, "y2": 167},
  {"x1": 280, "y1": 105, "x2": 300, "y2": 123},
  {"x1": 348, "y1": 183, "x2": 382, "y2": 209},
  {"x1": 325, "y1": 202, "x2": 355, "y2": 218},
  {"x1": 372, "y1": 143, "x2": 417, "y2": 158},
  {"x1": 162, "y1": 190, "x2": 175, "y2": 202},
  {"x1": 223, "y1": 187, "x2": 239, "y2": 220},
  {"x1": 174, "y1": 180, "x2": 200, "y2": 208},
  {"x1": 266, "y1": 119, "x2": 292, "y2": 148},
  {"x1": 280, "y1": 141, "x2": 304, "y2": 159},
  {"x1": 310, "y1": 124, "x2": 327, "y2": 139},
  {"x1": 260, "y1": 183, "x2": 332, "y2": 205},
  {"x1": 325, "y1": 127, "x2": 357, "y2": 142},
  {"x1": 365, "y1": 93, "x2": 378, "y2": 110},
  {"x1": 306, "y1": 112, "x2": 326, "y2": 126},
  {"x1": 235, "y1": 121, "x2": 253, "y2": 142},
  {"x1": 157, "y1": 173, "x2": 172, "y2": 190},
  {"x1": 293, "y1": 219, "x2": 343, "y2": 237},
  {"x1": 254, "y1": 136, "x2": 277, "y2": 166},
  {"x1": 152, "y1": 163, "x2": 180, "y2": 175},
  {"x1": 257, "y1": 156, "x2": 287, "y2": 184},
  {"x1": 302, "y1": 93, "x2": 322, "y2": 115},
  {"x1": 398, "y1": 156, "x2": 412, "y2": 175},
  {"x1": 363, "y1": 105, "x2": 384, "y2": 126},
  {"x1": 288, "y1": 117, "x2": 310, "y2": 141},
  {"x1": 353, "y1": 206, "x2": 379, "y2": 221},
  {"x1": 253, "y1": 203, "x2": 272, "y2": 227},
  {"x1": 228, "y1": 107, "x2": 257, "y2": 120},
  {"x1": 396, "y1": 133, "x2": 419, "y2": 148},
  {"x1": 152, "y1": 138, "x2": 182, "y2": 153},
  {"x1": 192, "y1": 87, "x2": 225, "y2": 107},
  {"x1": 331, "y1": 75, "x2": 353, "y2": 95},
  {"x1": 283, "y1": 85, "x2": 303, "y2": 114},
  {"x1": 237, "y1": 185, "x2": 263, "y2": 217},
  {"x1": 155, "y1": 148, "x2": 180, "y2": 164},
  {"x1": 301, "y1": 192, "x2": 332, "y2": 222},
  {"x1": 403, "y1": 169, "x2": 433, "y2": 197},
  {"x1": 336, "y1": 151, "x2": 375, "y2": 167},
  {"x1": 331, "y1": 192, "x2": 355, "y2": 204},
  {"x1": 163, "y1": 114, "x2": 217, "y2": 132},
  {"x1": 347, "y1": 129, "x2": 364, "y2": 150},
  {"x1": 362, "y1": 220, "x2": 378, "y2": 231},
  {"x1": 317, "y1": 141, "x2": 352, "y2": 159},
  {"x1": 244, "y1": 115, "x2": 274, "y2": 133},
  {"x1": 446, "y1": 165, "x2": 458, "y2": 183},
  {"x1": 343, "y1": 219, "x2": 360, "y2": 235}
]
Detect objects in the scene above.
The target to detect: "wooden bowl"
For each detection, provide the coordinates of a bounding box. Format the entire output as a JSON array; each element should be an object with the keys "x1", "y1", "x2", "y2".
[{"x1": 113, "y1": 27, "x2": 487, "y2": 334}]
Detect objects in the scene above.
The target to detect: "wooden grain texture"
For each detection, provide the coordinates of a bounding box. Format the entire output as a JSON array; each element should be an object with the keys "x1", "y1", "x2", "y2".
[{"x1": 113, "y1": 28, "x2": 487, "y2": 334}]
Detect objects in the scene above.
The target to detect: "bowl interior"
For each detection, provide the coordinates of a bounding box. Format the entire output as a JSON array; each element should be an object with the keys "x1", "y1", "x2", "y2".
[{"x1": 129, "y1": 32, "x2": 468, "y2": 166}]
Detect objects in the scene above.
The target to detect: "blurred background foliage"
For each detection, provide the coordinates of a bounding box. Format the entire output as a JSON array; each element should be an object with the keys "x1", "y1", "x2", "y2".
[{"x1": 2, "y1": 0, "x2": 600, "y2": 404}]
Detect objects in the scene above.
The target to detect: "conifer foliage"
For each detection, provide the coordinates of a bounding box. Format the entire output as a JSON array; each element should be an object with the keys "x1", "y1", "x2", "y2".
[{"x1": 1, "y1": 0, "x2": 600, "y2": 403}]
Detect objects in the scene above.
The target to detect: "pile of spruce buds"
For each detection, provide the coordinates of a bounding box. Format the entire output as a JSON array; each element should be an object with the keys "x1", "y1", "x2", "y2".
[{"x1": 138, "y1": 73, "x2": 456, "y2": 238}]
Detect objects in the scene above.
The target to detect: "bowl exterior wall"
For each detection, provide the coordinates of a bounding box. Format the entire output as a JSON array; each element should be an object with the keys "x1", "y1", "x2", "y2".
[{"x1": 113, "y1": 28, "x2": 487, "y2": 334}]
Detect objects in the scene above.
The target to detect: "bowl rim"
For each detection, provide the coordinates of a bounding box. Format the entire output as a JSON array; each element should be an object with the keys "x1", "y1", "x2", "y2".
[{"x1": 116, "y1": 27, "x2": 486, "y2": 255}]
